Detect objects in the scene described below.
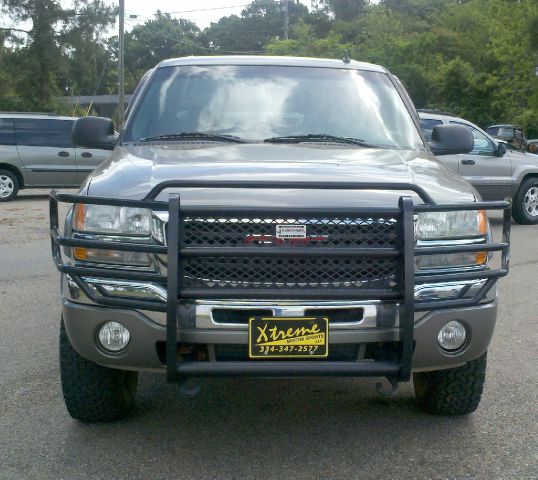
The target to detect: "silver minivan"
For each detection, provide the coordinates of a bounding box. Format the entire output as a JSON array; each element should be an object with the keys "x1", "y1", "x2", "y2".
[{"x1": 0, "y1": 113, "x2": 111, "y2": 201}]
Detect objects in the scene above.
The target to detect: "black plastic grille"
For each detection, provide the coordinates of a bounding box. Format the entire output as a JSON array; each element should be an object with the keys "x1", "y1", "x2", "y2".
[
  {"x1": 181, "y1": 256, "x2": 398, "y2": 290},
  {"x1": 179, "y1": 215, "x2": 400, "y2": 291},
  {"x1": 182, "y1": 215, "x2": 398, "y2": 248}
]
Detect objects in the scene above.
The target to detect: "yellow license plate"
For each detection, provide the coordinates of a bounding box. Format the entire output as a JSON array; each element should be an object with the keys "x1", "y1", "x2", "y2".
[{"x1": 248, "y1": 316, "x2": 328, "y2": 359}]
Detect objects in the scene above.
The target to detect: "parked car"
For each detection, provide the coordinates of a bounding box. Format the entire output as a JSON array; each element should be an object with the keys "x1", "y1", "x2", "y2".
[
  {"x1": 527, "y1": 139, "x2": 538, "y2": 154},
  {"x1": 49, "y1": 56, "x2": 511, "y2": 422},
  {"x1": 0, "y1": 113, "x2": 111, "y2": 201},
  {"x1": 419, "y1": 110, "x2": 538, "y2": 224},
  {"x1": 486, "y1": 124, "x2": 527, "y2": 152}
]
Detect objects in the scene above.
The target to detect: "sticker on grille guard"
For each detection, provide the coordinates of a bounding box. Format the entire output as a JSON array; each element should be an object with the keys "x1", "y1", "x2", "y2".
[{"x1": 275, "y1": 224, "x2": 307, "y2": 239}]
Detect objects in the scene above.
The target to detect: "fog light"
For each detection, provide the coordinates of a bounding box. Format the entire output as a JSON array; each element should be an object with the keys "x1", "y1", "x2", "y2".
[
  {"x1": 437, "y1": 320, "x2": 467, "y2": 351},
  {"x1": 98, "y1": 322, "x2": 130, "y2": 352}
]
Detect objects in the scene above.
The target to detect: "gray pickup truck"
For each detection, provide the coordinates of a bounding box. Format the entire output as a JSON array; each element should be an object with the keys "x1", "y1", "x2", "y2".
[{"x1": 49, "y1": 56, "x2": 510, "y2": 422}]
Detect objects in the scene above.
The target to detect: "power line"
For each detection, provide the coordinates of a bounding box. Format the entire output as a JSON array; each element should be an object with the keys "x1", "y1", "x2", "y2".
[
  {"x1": 155, "y1": 4, "x2": 250, "y2": 15},
  {"x1": 125, "y1": 17, "x2": 282, "y2": 35},
  {"x1": 0, "y1": 27, "x2": 30, "y2": 34},
  {"x1": 124, "y1": 1, "x2": 292, "y2": 20}
]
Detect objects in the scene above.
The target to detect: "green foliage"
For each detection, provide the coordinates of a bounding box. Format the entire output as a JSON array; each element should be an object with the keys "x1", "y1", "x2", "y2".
[
  {"x1": 123, "y1": 13, "x2": 201, "y2": 91},
  {"x1": 0, "y1": 0, "x2": 115, "y2": 110},
  {"x1": 267, "y1": 20, "x2": 351, "y2": 58},
  {"x1": 314, "y1": 0, "x2": 367, "y2": 21},
  {"x1": 60, "y1": 0, "x2": 118, "y2": 97},
  {"x1": 200, "y1": 0, "x2": 308, "y2": 53},
  {"x1": 303, "y1": 0, "x2": 538, "y2": 135},
  {"x1": 1, "y1": 0, "x2": 69, "y2": 107},
  {"x1": 0, "y1": 0, "x2": 536, "y2": 136}
]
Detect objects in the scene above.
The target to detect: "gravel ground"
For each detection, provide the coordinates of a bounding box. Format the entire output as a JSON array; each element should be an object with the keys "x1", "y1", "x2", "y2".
[{"x1": 0, "y1": 189, "x2": 537, "y2": 480}]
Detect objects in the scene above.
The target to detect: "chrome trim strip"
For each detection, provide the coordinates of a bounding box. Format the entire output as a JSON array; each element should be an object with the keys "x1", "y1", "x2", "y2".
[
  {"x1": 194, "y1": 300, "x2": 379, "y2": 330},
  {"x1": 82, "y1": 277, "x2": 168, "y2": 302}
]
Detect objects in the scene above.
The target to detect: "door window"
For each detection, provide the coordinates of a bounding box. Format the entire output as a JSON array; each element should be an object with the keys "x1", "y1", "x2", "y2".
[
  {"x1": 14, "y1": 118, "x2": 75, "y2": 148},
  {"x1": 449, "y1": 121, "x2": 495, "y2": 155},
  {"x1": 0, "y1": 118, "x2": 16, "y2": 145},
  {"x1": 419, "y1": 118, "x2": 442, "y2": 141}
]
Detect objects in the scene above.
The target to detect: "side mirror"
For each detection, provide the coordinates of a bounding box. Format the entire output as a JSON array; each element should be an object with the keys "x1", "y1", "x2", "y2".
[
  {"x1": 71, "y1": 116, "x2": 118, "y2": 150},
  {"x1": 428, "y1": 125, "x2": 474, "y2": 156},
  {"x1": 496, "y1": 142, "x2": 507, "y2": 157}
]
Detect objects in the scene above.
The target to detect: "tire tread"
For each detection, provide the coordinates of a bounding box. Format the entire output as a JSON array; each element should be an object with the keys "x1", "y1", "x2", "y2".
[
  {"x1": 414, "y1": 352, "x2": 487, "y2": 415},
  {"x1": 512, "y1": 177, "x2": 538, "y2": 225}
]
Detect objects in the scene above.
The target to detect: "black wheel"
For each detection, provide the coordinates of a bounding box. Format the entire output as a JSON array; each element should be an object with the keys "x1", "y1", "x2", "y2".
[
  {"x1": 0, "y1": 169, "x2": 19, "y2": 201},
  {"x1": 59, "y1": 318, "x2": 138, "y2": 422},
  {"x1": 413, "y1": 352, "x2": 487, "y2": 415},
  {"x1": 512, "y1": 177, "x2": 538, "y2": 224}
]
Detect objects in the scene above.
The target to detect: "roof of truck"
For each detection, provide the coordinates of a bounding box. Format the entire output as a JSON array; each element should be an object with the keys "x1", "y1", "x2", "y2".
[{"x1": 158, "y1": 55, "x2": 387, "y2": 73}]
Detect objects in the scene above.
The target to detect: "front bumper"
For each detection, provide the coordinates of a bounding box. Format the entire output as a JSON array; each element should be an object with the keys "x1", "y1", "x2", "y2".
[{"x1": 62, "y1": 294, "x2": 498, "y2": 374}]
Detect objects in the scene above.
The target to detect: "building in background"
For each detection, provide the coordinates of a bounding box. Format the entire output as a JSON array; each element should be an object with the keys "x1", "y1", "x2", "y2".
[{"x1": 61, "y1": 95, "x2": 131, "y2": 118}]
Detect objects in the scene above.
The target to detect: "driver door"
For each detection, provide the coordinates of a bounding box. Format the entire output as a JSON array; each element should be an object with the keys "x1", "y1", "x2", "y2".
[{"x1": 450, "y1": 122, "x2": 512, "y2": 200}]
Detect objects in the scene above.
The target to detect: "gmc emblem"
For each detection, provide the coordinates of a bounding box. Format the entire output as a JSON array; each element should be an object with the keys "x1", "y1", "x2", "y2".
[{"x1": 244, "y1": 234, "x2": 329, "y2": 246}]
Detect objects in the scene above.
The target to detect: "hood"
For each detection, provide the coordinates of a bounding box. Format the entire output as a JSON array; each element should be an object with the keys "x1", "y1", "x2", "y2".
[
  {"x1": 506, "y1": 148, "x2": 538, "y2": 162},
  {"x1": 84, "y1": 143, "x2": 476, "y2": 206}
]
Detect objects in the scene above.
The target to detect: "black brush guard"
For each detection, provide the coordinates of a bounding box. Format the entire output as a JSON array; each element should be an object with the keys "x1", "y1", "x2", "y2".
[{"x1": 49, "y1": 181, "x2": 511, "y2": 382}]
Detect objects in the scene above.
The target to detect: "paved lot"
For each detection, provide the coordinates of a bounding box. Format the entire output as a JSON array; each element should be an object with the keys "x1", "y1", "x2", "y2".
[{"x1": 1, "y1": 189, "x2": 537, "y2": 480}]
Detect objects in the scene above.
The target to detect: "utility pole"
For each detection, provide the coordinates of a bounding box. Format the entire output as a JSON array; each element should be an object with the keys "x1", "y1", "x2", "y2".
[
  {"x1": 283, "y1": 0, "x2": 289, "y2": 41},
  {"x1": 118, "y1": 0, "x2": 125, "y2": 127}
]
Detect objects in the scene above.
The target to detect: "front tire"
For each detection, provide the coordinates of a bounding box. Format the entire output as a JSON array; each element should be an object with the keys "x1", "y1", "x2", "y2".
[
  {"x1": 513, "y1": 177, "x2": 538, "y2": 224},
  {"x1": 59, "y1": 318, "x2": 138, "y2": 422},
  {"x1": 0, "y1": 169, "x2": 19, "y2": 201},
  {"x1": 413, "y1": 352, "x2": 487, "y2": 415}
]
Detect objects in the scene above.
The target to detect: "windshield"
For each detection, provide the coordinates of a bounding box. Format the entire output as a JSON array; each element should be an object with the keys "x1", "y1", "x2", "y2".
[{"x1": 124, "y1": 65, "x2": 424, "y2": 149}]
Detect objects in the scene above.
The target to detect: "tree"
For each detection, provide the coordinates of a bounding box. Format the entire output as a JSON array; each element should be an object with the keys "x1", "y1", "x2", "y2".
[
  {"x1": 314, "y1": 0, "x2": 367, "y2": 21},
  {"x1": 123, "y1": 13, "x2": 201, "y2": 90},
  {"x1": 267, "y1": 20, "x2": 351, "y2": 58},
  {"x1": 201, "y1": 0, "x2": 308, "y2": 52},
  {"x1": 60, "y1": 0, "x2": 117, "y2": 97},
  {"x1": 0, "y1": 0, "x2": 69, "y2": 108},
  {"x1": 0, "y1": 30, "x2": 21, "y2": 109}
]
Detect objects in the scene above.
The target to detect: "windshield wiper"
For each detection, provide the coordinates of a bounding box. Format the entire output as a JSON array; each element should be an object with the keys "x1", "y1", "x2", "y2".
[
  {"x1": 140, "y1": 132, "x2": 245, "y2": 143},
  {"x1": 263, "y1": 133, "x2": 377, "y2": 147}
]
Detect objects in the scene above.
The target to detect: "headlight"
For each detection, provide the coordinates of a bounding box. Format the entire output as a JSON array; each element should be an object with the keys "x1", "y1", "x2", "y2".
[
  {"x1": 416, "y1": 210, "x2": 487, "y2": 240},
  {"x1": 416, "y1": 210, "x2": 488, "y2": 270},
  {"x1": 72, "y1": 204, "x2": 152, "y2": 266},
  {"x1": 73, "y1": 204, "x2": 151, "y2": 236}
]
